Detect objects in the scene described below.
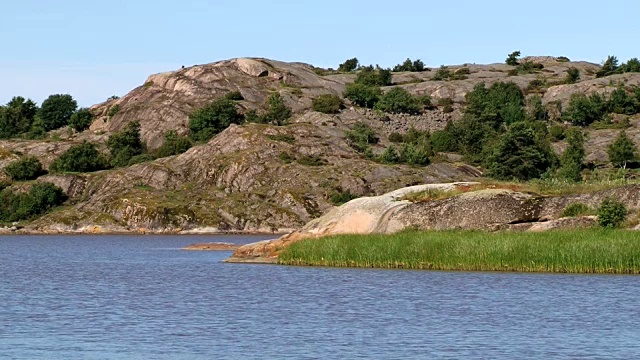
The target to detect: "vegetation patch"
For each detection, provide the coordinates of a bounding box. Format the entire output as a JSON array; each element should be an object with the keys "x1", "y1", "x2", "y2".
[{"x1": 279, "y1": 229, "x2": 640, "y2": 274}]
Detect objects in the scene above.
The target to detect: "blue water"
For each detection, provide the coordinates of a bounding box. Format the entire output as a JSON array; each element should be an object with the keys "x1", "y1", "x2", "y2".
[{"x1": 1, "y1": 235, "x2": 640, "y2": 359}]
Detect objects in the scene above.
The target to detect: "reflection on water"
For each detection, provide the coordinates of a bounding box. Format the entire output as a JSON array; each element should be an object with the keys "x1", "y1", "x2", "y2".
[{"x1": 1, "y1": 235, "x2": 639, "y2": 359}]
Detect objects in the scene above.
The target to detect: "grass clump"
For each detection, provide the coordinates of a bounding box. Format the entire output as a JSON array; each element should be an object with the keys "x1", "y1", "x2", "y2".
[
  {"x1": 279, "y1": 229, "x2": 640, "y2": 274},
  {"x1": 267, "y1": 134, "x2": 296, "y2": 144}
]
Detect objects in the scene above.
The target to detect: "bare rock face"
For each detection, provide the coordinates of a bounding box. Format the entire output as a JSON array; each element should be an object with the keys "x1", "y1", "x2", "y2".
[{"x1": 527, "y1": 216, "x2": 598, "y2": 232}]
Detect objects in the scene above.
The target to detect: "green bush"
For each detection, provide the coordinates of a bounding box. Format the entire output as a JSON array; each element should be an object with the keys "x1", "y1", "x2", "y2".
[
  {"x1": 399, "y1": 141, "x2": 431, "y2": 166},
  {"x1": 607, "y1": 130, "x2": 638, "y2": 168},
  {"x1": 388, "y1": 132, "x2": 404, "y2": 143},
  {"x1": 596, "y1": 56, "x2": 621, "y2": 78},
  {"x1": 564, "y1": 93, "x2": 607, "y2": 126},
  {"x1": 278, "y1": 152, "x2": 294, "y2": 163},
  {"x1": 267, "y1": 134, "x2": 296, "y2": 143},
  {"x1": 432, "y1": 66, "x2": 452, "y2": 81},
  {"x1": 312, "y1": 94, "x2": 342, "y2": 114},
  {"x1": 107, "y1": 104, "x2": 120, "y2": 117},
  {"x1": 608, "y1": 87, "x2": 639, "y2": 115},
  {"x1": 374, "y1": 87, "x2": 420, "y2": 114},
  {"x1": 4, "y1": 157, "x2": 45, "y2": 181},
  {"x1": 430, "y1": 130, "x2": 456, "y2": 152},
  {"x1": 338, "y1": 58, "x2": 359, "y2": 73},
  {"x1": 556, "y1": 56, "x2": 571, "y2": 62},
  {"x1": 549, "y1": 125, "x2": 565, "y2": 141},
  {"x1": 506, "y1": 51, "x2": 521, "y2": 66},
  {"x1": 155, "y1": 130, "x2": 192, "y2": 158},
  {"x1": 565, "y1": 67, "x2": 580, "y2": 84},
  {"x1": 262, "y1": 93, "x2": 292, "y2": 125},
  {"x1": 69, "y1": 108, "x2": 94, "y2": 132},
  {"x1": 355, "y1": 66, "x2": 393, "y2": 86},
  {"x1": 343, "y1": 83, "x2": 382, "y2": 108},
  {"x1": 127, "y1": 154, "x2": 157, "y2": 166},
  {"x1": 597, "y1": 198, "x2": 627, "y2": 228},
  {"x1": 50, "y1": 142, "x2": 109, "y2": 173},
  {"x1": 329, "y1": 189, "x2": 357, "y2": 205},
  {"x1": 622, "y1": 58, "x2": 640, "y2": 73},
  {"x1": 39, "y1": 94, "x2": 77, "y2": 131},
  {"x1": 561, "y1": 203, "x2": 594, "y2": 218},
  {"x1": 416, "y1": 95, "x2": 433, "y2": 109},
  {"x1": 108, "y1": 121, "x2": 146, "y2": 167},
  {"x1": 346, "y1": 122, "x2": 378, "y2": 152},
  {"x1": 556, "y1": 129, "x2": 585, "y2": 182},
  {"x1": 296, "y1": 155, "x2": 327, "y2": 166},
  {"x1": 0, "y1": 182, "x2": 66, "y2": 222},
  {"x1": 189, "y1": 98, "x2": 244, "y2": 142},
  {"x1": 380, "y1": 145, "x2": 400, "y2": 163}
]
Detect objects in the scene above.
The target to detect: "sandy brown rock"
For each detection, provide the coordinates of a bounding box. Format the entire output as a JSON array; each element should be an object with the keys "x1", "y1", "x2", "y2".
[{"x1": 182, "y1": 242, "x2": 240, "y2": 251}]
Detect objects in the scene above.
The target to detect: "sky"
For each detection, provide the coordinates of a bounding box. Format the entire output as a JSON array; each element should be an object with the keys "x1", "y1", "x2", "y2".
[{"x1": 1, "y1": 0, "x2": 639, "y2": 107}]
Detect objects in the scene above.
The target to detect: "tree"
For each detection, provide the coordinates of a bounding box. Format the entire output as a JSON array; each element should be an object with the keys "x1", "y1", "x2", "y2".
[
  {"x1": 596, "y1": 56, "x2": 621, "y2": 78},
  {"x1": 338, "y1": 58, "x2": 359, "y2": 72},
  {"x1": 374, "y1": 87, "x2": 420, "y2": 114},
  {"x1": 50, "y1": 142, "x2": 109, "y2": 173},
  {"x1": 155, "y1": 130, "x2": 193, "y2": 158},
  {"x1": 4, "y1": 157, "x2": 45, "y2": 181},
  {"x1": 343, "y1": 83, "x2": 382, "y2": 108},
  {"x1": 565, "y1": 67, "x2": 580, "y2": 84},
  {"x1": 622, "y1": 58, "x2": 640, "y2": 73},
  {"x1": 263, "y1": 93, "x2": 292, "y2": 125},
  {"x1": 107, "y1": 121, "x2": 146, "y2": 167},
  {"x1": 609, "y1": 87, "x2": 638, "y2": 115},
  {"x1": 345, "y1": 122, "x2": 378, "y2": 153},
  {"x1": 0, "y1": 182, "x2": 66, "y2": 222},
  {"x1": 312, "y1": 94, "x2": 342, "y2": 114},
  {"x1": 527, "y1": 95, "x2": 547, "y2": 121},
  {"x1": 69, "y1": 108, "x2": 94, "y2": 132},
  {"x1": 392, "y1": 58, "x2": 426, "y2": 72},
  {"x1": 486, "y1": 122, "x2": 556, "y2": 180},
  {"x1": 564, "y1": 93, "x2": 607, "y2": 126},
  {"x1": 38, "y1": 94, "x2": 77, "y2": 131},
  {"x1": 556, "y1": 129, "x2": 585, "y2": 182},
  {"x1": 464, "y1": 82, "x2": 525, "y2": 128},
  {"x1": 0, "y1": 96, "x2": 38, "y2": 138},
  {"x1": 506, "y1": 51, "x2": 521, "y2": 66},
  {"x1": 189, "y1": 98, "x2": 244, "y2": 142},
  {"x1": 608, "y1": 130, "x2": 638, "y2": 168}
]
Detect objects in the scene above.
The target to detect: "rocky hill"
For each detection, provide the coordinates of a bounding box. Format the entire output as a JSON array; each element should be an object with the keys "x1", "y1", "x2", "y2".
[{"x1": 1, "y1": 55, "x2": 640, "y2": 233}]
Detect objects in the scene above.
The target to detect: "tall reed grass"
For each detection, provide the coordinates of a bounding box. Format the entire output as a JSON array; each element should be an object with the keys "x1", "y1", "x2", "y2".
[{"x1": 278, "y1": 230, "x2": 640, "y2": 274}]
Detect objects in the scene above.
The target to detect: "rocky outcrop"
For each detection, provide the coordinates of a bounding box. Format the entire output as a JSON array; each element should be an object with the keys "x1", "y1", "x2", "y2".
[
  {"x1": 182, "y1": 243, "x2": 239, "y2": 251},
  {"x1": 228, "y1": 183, "x2": 640, "y2": 263}
]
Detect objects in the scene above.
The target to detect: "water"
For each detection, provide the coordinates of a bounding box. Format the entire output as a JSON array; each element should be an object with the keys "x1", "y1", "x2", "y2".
[{"x1": 1, "y1": 235, "x2": 640, "y2": 359}]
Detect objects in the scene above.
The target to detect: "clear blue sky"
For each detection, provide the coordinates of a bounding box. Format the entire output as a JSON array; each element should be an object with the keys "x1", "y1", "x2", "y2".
[{"x1": 1, "y1": 0, "x2": 638, "y2": 107}]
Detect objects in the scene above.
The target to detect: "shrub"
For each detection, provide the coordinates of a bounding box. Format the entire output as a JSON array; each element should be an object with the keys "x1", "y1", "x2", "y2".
[
  {"x1": 296, "y1": 155, "x2": 327, "y2": 166},
  {"x1": 374, "y1": 87, "x2": 420, "y2": 114},
  {"x1": 416, "y1": 95, "x2": 433, "y2": 109},
  {"x1": 506, "y1": 51, "x2": 521, "y2": 66},
  {"x1": 549, "y1": 125, "x2": 565, "y2": 141},
  {"x1": 388, "y1": 132, "x2": 404, "y2": 143},
  {"x1": 527, "y1": 95, "x2": 547, "y2": 121},
  {"x1": 107, "y1": 104, "x2": 120, "y2": 117},
  {"x1": 4, "y1": 157, "x2": 45, "y2": 181},
  {"x1": 338, "y1": 58, "x2": 359, "y2": 73},
  {"x1": 346, "y1": 122, "x2": 378, "y2": 152},
  {"x1": 278, "y1": 152, "x2": 293, "y2": 163},
  {"x1": 622, "y1": 58, "x2": 640, "y2": 73},
  {"x1": 608, "y1": 130, "x2": 638, "y2": 168},
  {"x1": 432, "y1": 66, "x2": 452, "y2": 81},
  {"x1": 189, "y1": 98, "x2": 244, "y2": 141},
  {"x1": 50, "y1": 142, "x2": 109, "y2": 173},
  {"x1": 597, "y1": 198, "x2": 627, "y2": 228},
  {"x1": 564, "y1": 93, "x2": 607, "y2": 126},
  {"x1": 263, "y1": 93, "x2": 292, "y2": 125},
  {"x1": 38, "y1": 94, "x2": 77, "y2": 131},
  {"x1": 0, "y1": 182, "x2": 66, "y2": 222},
  {"x1": 312, "y1": 94, "x2": 342, "y2": 114},
  {"x1": 108, "y1": 121, "x2": 146, "y2": 167},
  {"x1": 609, "y1": 87, "x2": 638, "y2": 115},
  {"x1": 561, "y1": 203, "x2": 594, "y2": 217},
  {"x1": 465, "y1": 82, "x2": 525, "y2": 127},
  {"x1": 329, "y1": 189, "x2": 357, "y2": 205},
  {"x1": 155, "y1": 130, "x2": 192, "y2": 158},
  {"x1": 399, "y1": 141, "x2": 431, "y2": 166},
  {"x1": 355, "y1": 66, "x2": 392, "y2": 86},
  {"x1": 343, "y1": 83, "x2": 382, "y2": 108},
  {"x1": 430, "y1": 130, "x2": 456, "y2": 152},
  {"x1": 381, "y1": 145, "x2": 400, "y2": 163},
  {"x1": 565, "y1": 67, "x2": 580, "y2": 84},
  {"x1": 127, "y1": 154, "x2": 156, "y2": 166},
  {"x1": 69, "y1": 108, "x2": 94, "y2": 132},
  {"x1": 556, "y1": 56, "x2": 571, "y2": 62},
  {"x1": 267, "y1": 134, "x2": 296, "y2": 143}
]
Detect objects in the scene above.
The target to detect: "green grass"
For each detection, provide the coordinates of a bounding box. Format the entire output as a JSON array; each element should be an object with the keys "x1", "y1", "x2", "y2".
[{"x1": 278, "y1": 230, "x2": 640, "y2": 274}]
